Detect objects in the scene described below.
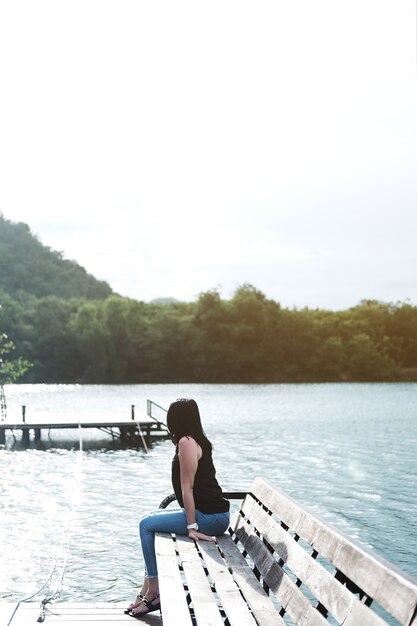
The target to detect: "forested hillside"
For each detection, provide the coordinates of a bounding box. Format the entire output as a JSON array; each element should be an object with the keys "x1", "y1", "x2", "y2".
[
  {"x1": 1, "y1": 215, "x2": 416, "y2": 384},
  {"x1": 0, "y1": 214, "x2": 112, "y2": 300}
]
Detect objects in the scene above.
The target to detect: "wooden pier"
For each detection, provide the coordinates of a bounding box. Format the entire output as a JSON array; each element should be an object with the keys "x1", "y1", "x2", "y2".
[
  {"x1": 2, "y1": 479, "x2": 417, "y2": 625},
  {"x1": 0, "y1": 418, "x2": 167, "y2": 446},
  {"x1": 0, "y1": 401, "x2": 169, "y2": 446},
  {"x1": 2, "y1": 601, "x2": 161, "y2": 625}
]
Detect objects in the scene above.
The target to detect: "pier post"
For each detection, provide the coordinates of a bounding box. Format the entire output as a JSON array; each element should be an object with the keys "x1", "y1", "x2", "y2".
[
  {"x1": 21, "y1": 406, "x2": 29, "y2": 445},
  {"x1": 34, "y1": 428, "x2": 41, "y2": 442},
  {"x1": 22, "y1": 428, "x2": 30, "y2": 446},
  {"x1": 0, "y1": 428, "x2": 5, "y2": 444}
]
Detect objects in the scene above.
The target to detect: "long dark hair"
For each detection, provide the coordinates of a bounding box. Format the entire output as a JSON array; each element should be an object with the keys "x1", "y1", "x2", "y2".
[{"x1": 167, "y1": 398, "x2": 212, "y2": 453}]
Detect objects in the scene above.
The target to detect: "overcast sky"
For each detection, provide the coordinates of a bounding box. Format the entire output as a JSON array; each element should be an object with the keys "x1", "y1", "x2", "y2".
[{"x1": 1, "y1": 1, "x2": 416, "y2": 309}]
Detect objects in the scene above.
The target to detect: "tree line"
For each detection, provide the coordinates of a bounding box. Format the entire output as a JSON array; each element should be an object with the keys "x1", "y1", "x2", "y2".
[{"x1": 1, "y1": 285, "x2": 416, "y2": 384}]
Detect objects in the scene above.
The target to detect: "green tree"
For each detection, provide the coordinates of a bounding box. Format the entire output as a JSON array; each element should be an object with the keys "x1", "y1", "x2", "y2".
[
  {"x1": 227, "y1": 284, "x2": 281, "y2": 382},
  {"x1": 0, "y1": 333, "x2": 31, "y2": 385},
  {"x1": 346, "y1": 333, "x2": 396, "y2": 380},
  {"x1": 23, "y1": 296, "x2": 80, "y2": 382},
  {"x1": 69, "y1": 301, "x2": 109, "y2": 382},
  {"x1": 384, "y1": 302, "x2": 417, "y2": 369},
  {"x1": 150, "y1": 302, "x2": 199, "y2": 382},
  {"x1": 0, "y1": 323, "x2": 32, "y2": 420},
  {"x1": 313, "y1": 335, "x2": 346, "y2": 380},
  {"x1": 193, "y1": 289, "x2": 232, "y2": 381}
]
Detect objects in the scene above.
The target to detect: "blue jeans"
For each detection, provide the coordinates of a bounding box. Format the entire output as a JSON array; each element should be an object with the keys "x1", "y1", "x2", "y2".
[{"x1": 139, "y1": 508, "x2": 230, "y2": 578}]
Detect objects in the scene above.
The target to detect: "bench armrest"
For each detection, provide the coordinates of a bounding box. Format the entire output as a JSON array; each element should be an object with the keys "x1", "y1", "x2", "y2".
[{"x1": 158, "y1": 491, "x2": 248, "y2": 509}]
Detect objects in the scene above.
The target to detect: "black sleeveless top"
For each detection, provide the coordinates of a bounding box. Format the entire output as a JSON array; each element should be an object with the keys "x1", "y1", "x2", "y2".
[{"x1": 171, "y1": 441, "x2": 229, "y2": 514}]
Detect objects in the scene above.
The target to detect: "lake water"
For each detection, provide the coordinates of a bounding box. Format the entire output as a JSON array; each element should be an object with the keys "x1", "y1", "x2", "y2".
[{"x1": 1, "y1": 383, "x2": 416, "y2": 610}]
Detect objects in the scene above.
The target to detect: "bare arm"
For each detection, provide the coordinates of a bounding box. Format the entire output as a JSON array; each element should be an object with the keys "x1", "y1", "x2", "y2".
[
  {"x1": 178, "y1": 436, "x2": 198, "y2": 525},
  {"x1": 178, "y1": 437, "x2": 215, "y2": 542}
]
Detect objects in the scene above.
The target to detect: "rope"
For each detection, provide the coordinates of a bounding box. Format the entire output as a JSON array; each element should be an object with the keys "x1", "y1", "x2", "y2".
[
  {"x1": 0, "y1": 384, "x2": 7, "y2": 421},
  {"x1": 39, "y1": 424, "x2": 83, "y2": 606},
  {"x1": 134, "y1": 418, "x2": 149, "y2": 453},
  {"x1": 5, "y1": 603, "x2": 20, "y2": 626},
  {"x1": 130, "y1": 404, "x2": 149, "y2": 452},
  {"x1": 12, "y1": 423, "x2": 84, "y2": 622}
]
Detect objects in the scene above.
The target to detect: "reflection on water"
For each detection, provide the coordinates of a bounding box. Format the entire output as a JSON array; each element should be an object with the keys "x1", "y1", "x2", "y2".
[
  {"x1": 6, "y1": 436, "x2": 165, "y2": 453},
  {"x1": 1, "y1": 383, "x2": 416, "y2": 604}
]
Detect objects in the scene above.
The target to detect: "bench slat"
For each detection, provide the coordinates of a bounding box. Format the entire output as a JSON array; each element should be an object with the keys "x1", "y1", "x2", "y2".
[
  {"x1": 333, "y1": 540, "x2": 417, "y2": 626},
  {"x1": 232, "y1": 516, "x2": 328, "y2": 626},
  {"x1": 251, "y1": 477, "x2": 417, "y2": 626},
  {"x1": 175, "y1": 537, "x2": 225, "y2": 626},
  {"x1": 217, "y1": 534, "x2": 286, "y2": 626},
  {"x1": 155, "y1": 533, "x2": 193, "y2": 626},
  {"x1": 295, "y1": 504, "x2": 417, "y2": 626},
  {"x1": 198, "y1": 540, "x2": 258, "y2": 626}
]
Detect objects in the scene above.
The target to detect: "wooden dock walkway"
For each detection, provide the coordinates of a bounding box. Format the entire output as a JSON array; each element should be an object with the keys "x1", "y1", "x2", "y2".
[
  {"x1": 2, "y1": 601, "x2": 161, "y2": 625},
  {"x1": 0, "y1": 418, "x2": 167, "y2": 446},
  {"x1": 0, "y1": 400, "x2": 169, "y2": 446}
]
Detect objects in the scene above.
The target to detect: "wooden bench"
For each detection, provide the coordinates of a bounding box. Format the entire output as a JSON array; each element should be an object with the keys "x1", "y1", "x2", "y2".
[{"x1": 155, "y1": 477, "x2": 417, "y2": 626}]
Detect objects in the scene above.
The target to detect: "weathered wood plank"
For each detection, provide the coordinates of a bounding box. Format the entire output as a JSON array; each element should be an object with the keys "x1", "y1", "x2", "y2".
[
  {"x1": 342, "y1": 601, "x2": 398, "y2": 626},
  {"x1": 217, "y1": 534, "x2": 286, "y2": 626},
  {"x1": 251, "y1": 477, "x2": 306, "y2": 529},
  {"x1": 20, "y1": 603, "x2": 126, "y2": 608},
  {"x1": 198, "y1": 540, "x2": 258, "y2": 626},
  {"x1": 232, "y1": 518, "x2": 329, "y2": 626},
  {"x1": 333, "y1": 541, "x2": 417, "y2": 626},
  {"x1": 295, "y1": 503, "x2": 417, "y2": 626},
  {"x1": 8, "y1": 601, "x2": 147, "y2": 624},
  {"x1": 176, "y1": 536, "x2": 224, "y2": 626},
  {"x1": 11, "y1": 615, "x2": 134, "y2": 622},
  {"x1": 13, "y1": 621, "x2": 139, "y2": 625},
  {"x1": 155, "y1": 533, "x2": 193, "y2": 626}
]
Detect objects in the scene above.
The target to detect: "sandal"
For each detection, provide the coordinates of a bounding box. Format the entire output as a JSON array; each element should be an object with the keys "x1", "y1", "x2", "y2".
[
  {"x1": 124, "y1": 594, "x2": 145, "y2": 614},
  {"x1": 130, "y1": 595, "x2": 161, "y2": 618}
]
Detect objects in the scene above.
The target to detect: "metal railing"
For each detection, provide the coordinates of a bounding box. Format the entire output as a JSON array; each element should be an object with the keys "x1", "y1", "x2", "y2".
[{"x1": 146, "y1": 400, "x2": 168, "y2": 430}]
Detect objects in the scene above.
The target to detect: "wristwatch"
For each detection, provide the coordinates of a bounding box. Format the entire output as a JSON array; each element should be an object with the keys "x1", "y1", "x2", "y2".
[{"x1": 187, "y1": 522, "x2": 199, "y2": 530}]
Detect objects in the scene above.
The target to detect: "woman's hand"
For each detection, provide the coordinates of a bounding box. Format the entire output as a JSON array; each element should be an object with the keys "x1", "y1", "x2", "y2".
[{"x1": 188, "y1": 529, "x2": 216, "y2": 542}]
